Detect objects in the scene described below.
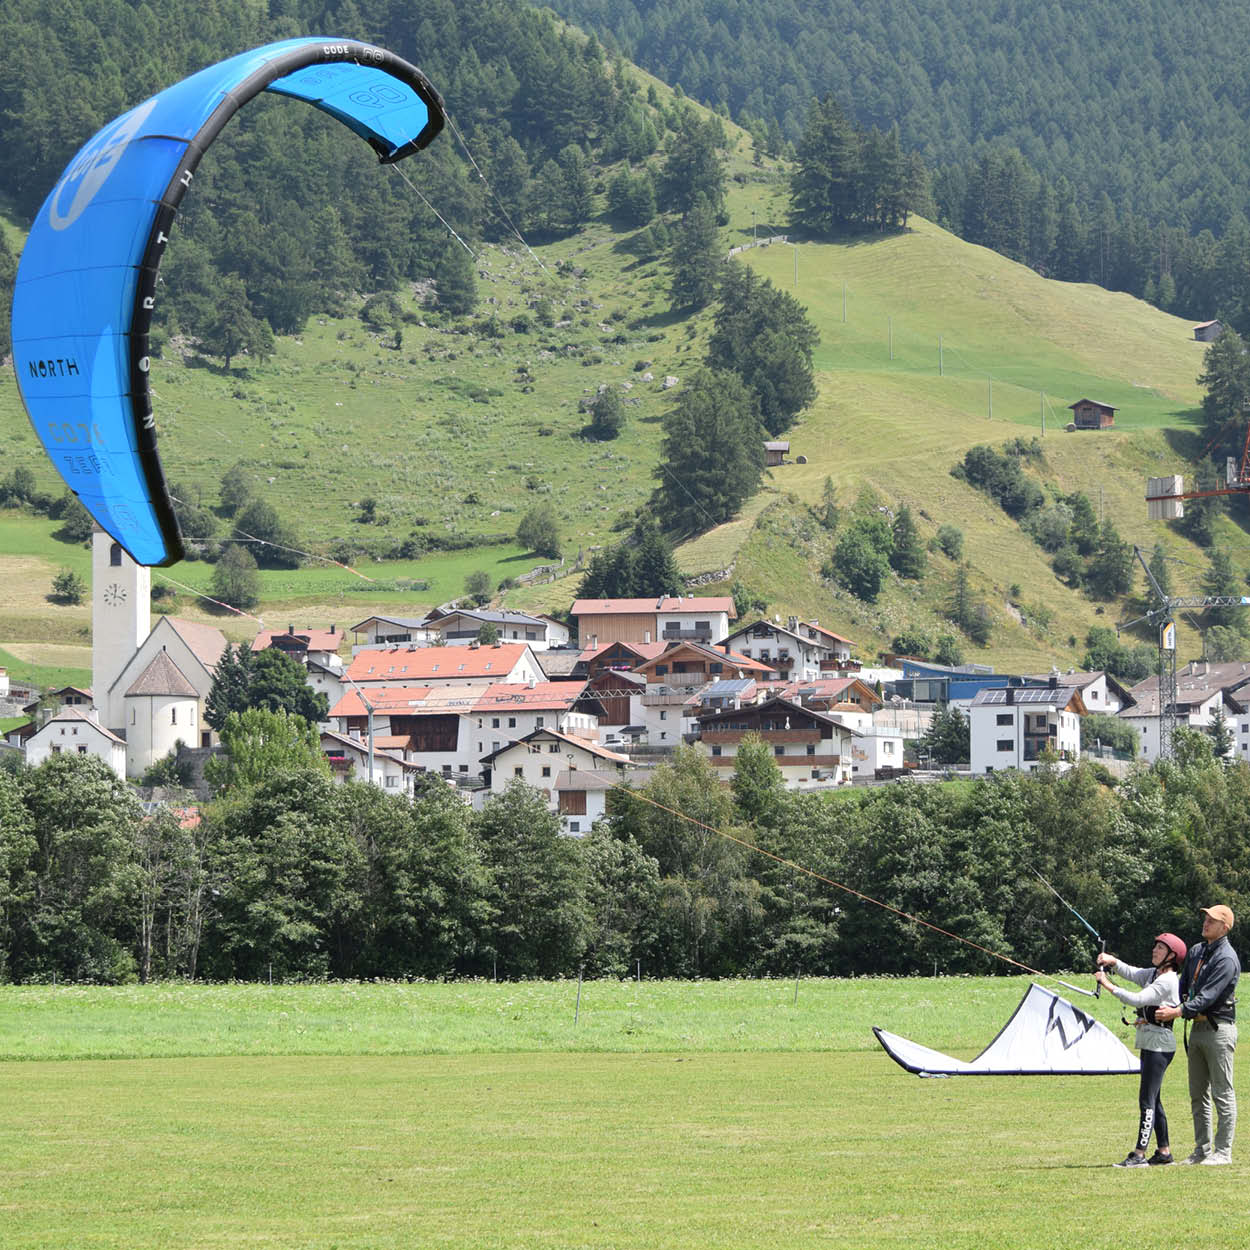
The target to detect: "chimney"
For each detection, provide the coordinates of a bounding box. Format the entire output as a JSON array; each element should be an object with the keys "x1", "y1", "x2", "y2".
[
  {"x1": 722, "y1": 641, "x2": 731, "y2": 655},
  {"x1": 591, "y1": 634, "x2": 598, "y2": 650},
  {"x1": 330, "y1": 624, "x2": 336, "y2": 634},
  {"x1": 288, "y1": 623, "x2": 294, "y2": 635},
  {"x1": 787, "y1": 616, "x2": 798, "y2": 633},
  {"x1": 1048, "y1": 674, "x2": 1058, "y2": 688},
  {"x1": 1006, "y1": 687, "x2": 1015, "y2": 704},
  {"x1": 643, "y1": 630, "x2": 650, "y2": 645}
]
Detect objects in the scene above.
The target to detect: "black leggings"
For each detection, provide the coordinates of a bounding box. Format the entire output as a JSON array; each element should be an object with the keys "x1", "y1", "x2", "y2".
[{"x1": 1135, "y1": 1048, "x2": 1174, "y2": 1152}]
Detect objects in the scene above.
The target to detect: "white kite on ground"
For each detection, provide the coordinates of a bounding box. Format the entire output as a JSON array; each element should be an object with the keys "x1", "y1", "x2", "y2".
[{"x1": 873, "y1": 982, "x2": 1140, "y2": 1077}]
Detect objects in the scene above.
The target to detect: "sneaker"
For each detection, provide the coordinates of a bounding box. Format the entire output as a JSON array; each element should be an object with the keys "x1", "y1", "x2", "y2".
[
  {"x1": 1114, "y1": 1152, "x2": 1149, "y2": 1167},
  {"x1": 1147, "y1": 1150, "x2": 1174, "y2": 1166},
  {"x1": 1178, "y1": 1148, "x2": 1210, "y2": 1165},
  {"x1": 1200, "y1": 1152, "x2": 1232, "y2": 1166}
]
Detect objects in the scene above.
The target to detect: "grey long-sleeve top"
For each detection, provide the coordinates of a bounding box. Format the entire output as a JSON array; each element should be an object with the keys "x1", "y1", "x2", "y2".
[{"x1": 1105, "y1": 961, "x2": 1180, "y2": 1054}]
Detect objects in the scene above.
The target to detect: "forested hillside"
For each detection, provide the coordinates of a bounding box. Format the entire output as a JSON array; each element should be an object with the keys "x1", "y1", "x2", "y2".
[{"x1": 545, "y1": 0, "x2": 1250, "y2": 330}]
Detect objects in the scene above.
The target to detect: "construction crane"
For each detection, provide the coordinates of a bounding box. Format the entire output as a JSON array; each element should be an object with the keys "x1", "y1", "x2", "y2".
[
  {"x1": 1145, "y1": 419, "x2": 1250, "y2": 517},
  {"x1": 1117, "y1": 547, "x2": 1250, "y2": 759}
]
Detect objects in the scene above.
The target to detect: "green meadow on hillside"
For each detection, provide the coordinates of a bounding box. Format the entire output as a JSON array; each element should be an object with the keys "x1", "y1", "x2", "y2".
[{"x1": 0, "y1": 978, "x2": 1240, "y2": 1249}]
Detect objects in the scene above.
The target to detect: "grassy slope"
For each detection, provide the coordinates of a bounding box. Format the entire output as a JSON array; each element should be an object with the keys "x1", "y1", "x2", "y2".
[
  {"x1": 0, "y1": 979, "x2": 1240, "y2": 1249},
  {"x1": 0, "y1": 105, "x2": 1230, "y2": 679}
]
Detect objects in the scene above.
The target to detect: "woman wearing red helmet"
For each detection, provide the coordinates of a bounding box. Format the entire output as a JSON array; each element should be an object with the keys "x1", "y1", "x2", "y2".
[{"x1": 1095, "y1": 932, "x2": 1187, "y2": 1166}]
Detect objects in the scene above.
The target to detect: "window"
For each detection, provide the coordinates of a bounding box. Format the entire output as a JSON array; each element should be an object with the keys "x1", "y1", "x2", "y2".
[
  {"x1": 110, "y1": 542, "x2": 122, "y2": 567},
  {"x1": 549, "y1": 743, "x2": 560, "y2": 753},
  {"x1": 568, "y1": 821, "x2": 580, "y2": 833},
  {"x1": 542, "y1": 766, "x2": 551, "y2": 777},
  {"x1": 883, "y1": 741, "x2": 895, "y2": 755},
  {"x1": 77, "y1": 744, "x2": 87, "y2": 754},
  {"x1": 492, "y1": 741, "x2": 500, "y2": 752},
  {"x1": 459, "y1": 765, "x2": 468, "y2": 773},
  {"x1": 775, "y1": 745, "x2": 785, "y2": 756},
  {"x1": 507, "y1": 717, "x2": 516, "y2": 728},
  {"x1": 655, "y1": 665, "x2": 667, "y2": 676},
  {"x1": 996, "y1": 739, "x2": 1013, "y2": 752},
  {"x1": 514, "y1": 766, "x2": 524, "y2": 777},
  {"x1": 806, "y1": 744, "x2": 815, "y2": 756},
  {"x1": 659, "y1": 711, "x2": 667, "y2": 721},
  {"x1": 130, "y1": 708, "x2": 136, "y2": 725},
  {"x1": 171, "y1": 707, "x2": 177, "y2": 725},
  {"x1": 710, "y1": 662, "x2": 722, "y2": 674},
  {"x1": 996, "y1": 713, "x2": 1012, "y2": 726},
  {"x1": 536, "y1": 716, "x2": 544, "y2": 728},
  {"x1": 659, "y1": 732, "x2": 667, "y2": 741},
  {"x1": 711, "y1": 745, "x2": 722, "y2": 757},
  {"x1": 492, "y1": 717, "x2": 500, "y2": 728},
  {"x1": 695, "y1": 620, "x2": 710, "y2": 632}
]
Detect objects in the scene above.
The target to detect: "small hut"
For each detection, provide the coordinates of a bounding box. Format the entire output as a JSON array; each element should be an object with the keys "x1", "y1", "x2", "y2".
[
  {"x1": 1068, "y1": 399, "x2": 1116, "y2": 430},
  {"x1": 1193, "y1": 320, "x2": 1224, "y2": 343},
  {"x1": 764, "y1": 440, "x2": 790, "y2": 466}
]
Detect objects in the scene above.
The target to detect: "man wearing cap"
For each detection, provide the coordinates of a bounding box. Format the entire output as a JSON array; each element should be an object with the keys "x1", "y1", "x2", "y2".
[{"x1": 1154, "y1": 905, "x2": 1240, "y2": 1165}]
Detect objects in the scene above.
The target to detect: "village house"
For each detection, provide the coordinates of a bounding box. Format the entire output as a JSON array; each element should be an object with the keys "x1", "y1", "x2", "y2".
[
  {"x1": 472, "y1": 680, "x2": 602, "y2": 749},
  {"x1": 1068, "y1": 398, "x2": 1117, "y2": 430},
  {"x1": 320, "y1": 728, "x2": 417, "y2": 796},
  {"x1": 794, "y1": 620, "x2": 856, "y2": 666},
  {"x1": 722, "y1": 616, "x2": 851, "y2": 683},
  {"x1": 1023, "y1": 669, "x2": 1133, "y2": 715},
  {"x1": 25, "y1": 706, "x2": 126, "y2": 777},
  {"x1": 421, "y1": 606, "x2": 570, "y2": 650},
  {"x1": 251, "y1": 624, "x2": 345, "y2": 670},
  {"x1": 630, "y1": 641, "x2": 776, "y2": 745},
  {"x1": 344, "y1": 641, "x2": 545, "y2": 690},
  {"x1": 1120, "y1": 661, "x2": 1250, "y2": 762},
  {"x1": 327, "y1": 683, "x2": 482, "y2": 780},
  {"x1": 349, "y1": 615, "x2": 437, "y2": 650},
  {"x1": 570, "y1": 596, "x2": 735, "y2": 649},
  {"x1": 693, "y1": 695, "x2": 855, "y2": 786},
  {"x1": 479, "y1": 728, "x2": 631, "y2": 821},
  {"x1": 968, "y1": 684, "x2": 1086, "y2": 774},
  {"x1": 550, "y1": 769, "x2": 620, "y2": 835}
]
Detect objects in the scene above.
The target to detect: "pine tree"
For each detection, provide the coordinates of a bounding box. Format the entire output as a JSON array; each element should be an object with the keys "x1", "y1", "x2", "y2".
[
  {"x1": 889, "y1": 506, "x2": 926, "y2": 579},
  {"x1": 669, "y1": 194, "x2": 722, "y2": 311},
  {"x1": 657, "y1": 370, "x2": 764, "y2": 533}
]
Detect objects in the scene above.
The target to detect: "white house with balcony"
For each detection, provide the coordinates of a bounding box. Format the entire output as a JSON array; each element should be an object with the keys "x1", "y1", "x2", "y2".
[
  {"x1": 480, "y1": 729, "x2": 631, "y2": 813},
  {"x1": 422, "y1": 607, "x2": 570, "y2": 650},
  {"x1": 969, "y1": 685, "x2": 1085, "y2": 773},
  {"x1": 723, "y1": 617, "x2": 849, "y2": 683},
  {"x1": 25, "y1": 707, "x2": 126, "y2": 777},
  {"x1": 320, "y1": 729, "x2": 416, "y2": 796}
]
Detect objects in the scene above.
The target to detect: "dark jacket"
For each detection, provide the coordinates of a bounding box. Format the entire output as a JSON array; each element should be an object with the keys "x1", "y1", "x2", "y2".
[{"x1": 1178, "y1": 935, "x2": 1240, "y2": 1023}]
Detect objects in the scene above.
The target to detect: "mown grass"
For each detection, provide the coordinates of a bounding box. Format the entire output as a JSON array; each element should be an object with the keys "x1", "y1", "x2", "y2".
[{"x1": 0, "y1": 977, "x2": 1239, "y2": 1250}]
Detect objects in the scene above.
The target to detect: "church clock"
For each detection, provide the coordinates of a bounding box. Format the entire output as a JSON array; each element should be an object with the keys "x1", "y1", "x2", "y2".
[{"x1": 104, "y1": 583, "x2": 127, "y2": 607}]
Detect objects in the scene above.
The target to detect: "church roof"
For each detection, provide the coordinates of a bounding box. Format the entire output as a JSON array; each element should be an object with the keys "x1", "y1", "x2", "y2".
[
  {"x1": 163, "y1": 617, "x2": 228, "y2": 671},
  {"x1": 125, "y1": 650, "x2": 198, "y2": 698}
]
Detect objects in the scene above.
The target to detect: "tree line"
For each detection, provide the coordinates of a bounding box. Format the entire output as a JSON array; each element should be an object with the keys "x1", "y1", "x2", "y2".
[{"x1": 2, "y1": 725, "x2": 1248, "y2": 983}]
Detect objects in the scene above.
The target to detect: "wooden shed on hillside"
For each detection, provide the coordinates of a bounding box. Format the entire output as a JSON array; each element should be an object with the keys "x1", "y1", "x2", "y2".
[
  {"x1": 1068, "y1": 398, "x2": 1117, "y2": 430},
  {"x1": 764, "y1": 440, "x2": 790, "y2": 466},
  {"x1": 1193, "y1": 319, "x2": 1224, "y2": 343}
]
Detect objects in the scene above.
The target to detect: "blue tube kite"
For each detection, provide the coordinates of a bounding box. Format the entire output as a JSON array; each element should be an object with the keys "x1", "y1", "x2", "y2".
[{"x1": 11, "y1": 38, "x2": 445, "y2": 566}]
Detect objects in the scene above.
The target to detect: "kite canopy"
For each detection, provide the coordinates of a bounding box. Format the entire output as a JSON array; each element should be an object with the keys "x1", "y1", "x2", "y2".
[
  {"x1": 873, "y1": 983, "x2": 1140, "y2": 1077},
  {"x1": 11, "y1": 38, "x2": 445, "y2": 567}
]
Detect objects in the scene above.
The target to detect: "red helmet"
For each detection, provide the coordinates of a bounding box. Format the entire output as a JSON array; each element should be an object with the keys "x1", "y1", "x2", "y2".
[{"x1": 1155, "y1": 933, "x2": 1187, "y2": 967}]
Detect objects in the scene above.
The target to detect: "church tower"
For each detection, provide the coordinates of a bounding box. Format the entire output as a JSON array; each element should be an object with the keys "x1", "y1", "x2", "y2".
[{"x1": 92, "y1": 527, "x2": 150, "y2": 732}]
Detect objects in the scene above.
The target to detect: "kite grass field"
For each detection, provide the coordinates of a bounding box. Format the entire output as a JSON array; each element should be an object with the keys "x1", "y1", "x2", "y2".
[{"x1": 0, "y1": 977, "x2": 1242, "y2": 1249}]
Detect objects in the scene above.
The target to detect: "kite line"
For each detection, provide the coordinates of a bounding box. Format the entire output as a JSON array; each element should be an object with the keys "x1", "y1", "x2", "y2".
[{"x1": 608, "y1": 782, "x2": 1096, "y2": 997}]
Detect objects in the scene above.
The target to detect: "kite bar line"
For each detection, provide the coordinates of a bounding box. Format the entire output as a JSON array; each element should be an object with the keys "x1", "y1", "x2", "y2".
[
  {"x1": 610, "y1": 783, "x2": 1097, "y2": 997},
  {"x1": 153, "y1": 572, "x2": 266, "y2": 625},
  {"x1": 444, "y1": 111, "x2": 550, "y2": 275},
  {"x1": 388, "y1": 162, "x2": 477, "y2": 257},
  {"x1": 229, "y1": 528, "x2": 377, "y2": 581},
  {"x1": 1030, "y1": 869, "x2": 1101, "y2": 940}
]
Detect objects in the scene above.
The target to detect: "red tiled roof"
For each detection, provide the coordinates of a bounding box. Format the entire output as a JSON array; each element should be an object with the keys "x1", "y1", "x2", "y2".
[
  {"x1": 345, "y1": 643, "x2": 530, "y2": 682},
  {"x1": 577, "y1": 640, "x2": 669, "y2": 663},
  {"x1": 251, "y1": 626, "x2": 343, "y2": 653},
  {"x1": 632, "y1": 641, "x2": 776, "y2": 677},
  {"x1": 328, "y1": 686, "x2": 434, "y2": 718},
  {"x1": 802, "y1": 622, "x2": 856, "y2": 646},
  {"x1": 474, "y1": 681, "x2": 587, "y2": 712}
]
